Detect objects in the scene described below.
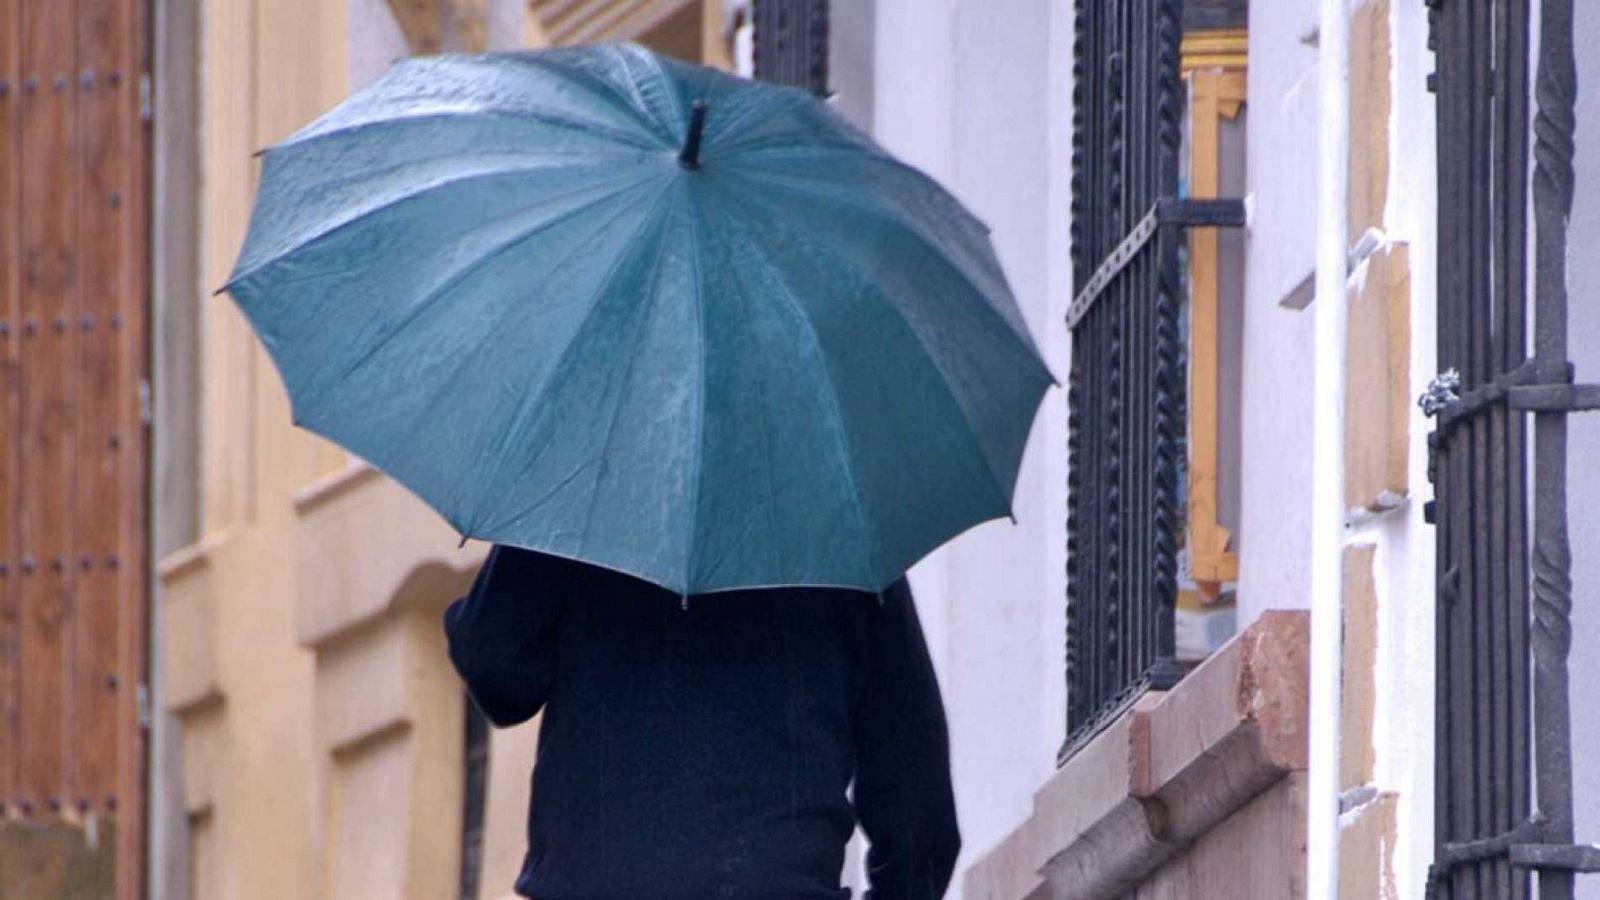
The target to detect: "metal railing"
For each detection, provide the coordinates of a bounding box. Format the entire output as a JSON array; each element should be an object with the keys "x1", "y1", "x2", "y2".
[
  {"x1": 1426, "y1": 0, "x2": 1600, "y2": 895},
  {"x1": 752, "y1": 0, "x2": 829, "y2": 98},
  {"x1": 1062, "y1": 0, "x2": 1246, "y2": 760}
]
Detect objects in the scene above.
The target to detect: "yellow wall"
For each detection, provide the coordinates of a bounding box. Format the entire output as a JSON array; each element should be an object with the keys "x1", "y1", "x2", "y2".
[
  {"x1": 160, "y1": 1, "x2": 495, "y2": 897},
  {"x1": 157, "y1": 3, "x2": 729, "y2": 898}
]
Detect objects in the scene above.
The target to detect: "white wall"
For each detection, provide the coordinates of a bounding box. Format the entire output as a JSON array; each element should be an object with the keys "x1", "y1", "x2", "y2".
[
  {"x1": 860, "y1": 2, "x2": 1595, "y2": 897},
  {"x1": 827, "y1": 0, "x2": 874, "y2": 131},
  {"x1": 1237, "y1": 0, "x2": 1320, "y2": 627},
  {"x1": 871, "y1": 0, "x2": 1072, "y2": 888},
  {"x1": 1359, "y1": 3, "x2": 1439, "y2": 895}
]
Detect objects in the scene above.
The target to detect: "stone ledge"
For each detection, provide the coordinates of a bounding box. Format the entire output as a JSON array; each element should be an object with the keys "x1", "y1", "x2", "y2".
[
  {"x1": 313, "y1": 600, "x2": 462, "y2": 756},
  {"x1": 292, "y1": 458, "x2": 384, "y2": 518},
  {"x1": 157, "y1": 531, "x2": 235, "y2": 714},
  {"x1": 178, "y1": 702, "x2": 226, "y2": 818},
  {"x1": 311, "y1": 586, "x2": 468, "y2": 900},
  {"x1": 293, "y1": 459, "x2": 486, "y2": 648},
  {"x1": 965, "y1": 610, "x2": 1310, "y2": 900}
]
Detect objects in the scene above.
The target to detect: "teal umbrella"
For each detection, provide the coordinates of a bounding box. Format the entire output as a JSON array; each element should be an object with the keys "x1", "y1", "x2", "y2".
[{"x1": 223, "y1": 43, "x2": 1053, "y2": 595}]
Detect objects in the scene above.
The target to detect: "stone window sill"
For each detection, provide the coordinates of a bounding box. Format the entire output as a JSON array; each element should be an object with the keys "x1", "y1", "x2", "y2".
[{"x1": 964, "y1": 610, "x2": 1310, "y2": 899}]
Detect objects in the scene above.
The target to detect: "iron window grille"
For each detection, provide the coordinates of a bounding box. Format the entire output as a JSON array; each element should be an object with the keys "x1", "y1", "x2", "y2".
[
  {"x1": 1425, "y1": 0, "x2": 1600, "y2": 895},
  {"x1": 1062, "y1": 0, "x2": 1246, "y2": 761},
  {"x1": 752, "y1": 0, "x2": 829, "y2": 98}
]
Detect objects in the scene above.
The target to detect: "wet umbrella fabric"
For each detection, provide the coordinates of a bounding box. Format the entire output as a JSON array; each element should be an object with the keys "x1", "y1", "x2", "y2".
[{"x1": 223, "y1": 43, "x2": 1053, "y2": 595}]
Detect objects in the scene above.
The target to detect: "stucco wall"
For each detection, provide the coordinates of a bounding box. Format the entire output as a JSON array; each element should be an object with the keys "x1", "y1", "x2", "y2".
[
  {"x1": 1357, "y1": 2, "x2": 1439, "y2": 895},
  {"x1": 154, "y1": 4, "x2": 528, "y2": 900},
  {"x1": 1237, "y1": 0, "x2": 1318, "y2": 626}
]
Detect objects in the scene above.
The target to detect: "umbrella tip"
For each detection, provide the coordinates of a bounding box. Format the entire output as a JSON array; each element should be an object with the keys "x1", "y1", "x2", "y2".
[
  {"x1": 212, "y1": 284, "x2": 230, "y2": 297},
  {"x1": 678, "y1": 99, "x2": 708, "y2": 170}
]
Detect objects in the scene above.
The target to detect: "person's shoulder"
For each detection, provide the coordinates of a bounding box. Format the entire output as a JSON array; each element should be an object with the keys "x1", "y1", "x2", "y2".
[{"x1": 486, "y1": 546, "x2": 594, "y2": 587}]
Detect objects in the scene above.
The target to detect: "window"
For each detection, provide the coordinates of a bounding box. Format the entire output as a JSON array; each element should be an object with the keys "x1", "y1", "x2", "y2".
[
  {"x1": 1425, "y1": 0, "x2": 1600, "y2": 892},
  {"x1": 1175, "y1": 29, "x2": 1247, "y2": 663},
  {"x1": 1062, "y1": 0, "x2": 1247, "y2": 759}
]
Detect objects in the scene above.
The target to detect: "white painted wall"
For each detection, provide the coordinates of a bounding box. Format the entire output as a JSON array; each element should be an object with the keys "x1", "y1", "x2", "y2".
[
  {"x1": 856, "y1": 3, "x2": 1482, "y2": 897},
  {"x1": 1318, "y1": 3, "x2": 1600, "y2": 896},
  {"x1": 1241, "y1": 5, "x2": 1442, "y2": 890},
  {"x1": 1350, "y1": 3, "x2": 1439, "y2": 896},
  {"x1": 1237, "y1": 0, "x2": 1319, "y2": 627},
  {"x1": 870, "y1": 0, "x2": 1072, "y2": 889},
  {"x1": 826, "y1": 0, "x2": 874, "y2": 131}
]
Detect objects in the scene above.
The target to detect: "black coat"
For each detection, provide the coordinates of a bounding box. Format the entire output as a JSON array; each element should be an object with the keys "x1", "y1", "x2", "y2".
[{"x1": 443, "y1": 546, "x2": 960, "y2": 899}]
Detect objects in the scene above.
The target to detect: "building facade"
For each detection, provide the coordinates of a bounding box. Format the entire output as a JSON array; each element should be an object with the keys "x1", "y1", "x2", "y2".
[
  {"x1": 146, "y1": 6, "x2": 752, "y2": 900},
  {"x1": 5, "y1": 0, "x2": 1600, "y2": 898}
]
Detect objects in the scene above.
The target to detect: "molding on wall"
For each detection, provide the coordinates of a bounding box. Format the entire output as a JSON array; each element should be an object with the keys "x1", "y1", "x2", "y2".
[
  {"x1": 292, "y1": 459, "x2": 382, "y2": 518},
  {"x1": 157, "y1": 532, "x2": 236, "y2": 715},
  {"x1": 293, "y1": 463, "x2": 484, "y2": 648}
]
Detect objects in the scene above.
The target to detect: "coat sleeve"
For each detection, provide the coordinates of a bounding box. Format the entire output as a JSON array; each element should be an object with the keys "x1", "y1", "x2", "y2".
[
  {"x1": 855, "y1": 578, "x2": 961, "y2": 900},
  {"x1": 442, "y1": 545, "x2": 565, "y2": 727}
]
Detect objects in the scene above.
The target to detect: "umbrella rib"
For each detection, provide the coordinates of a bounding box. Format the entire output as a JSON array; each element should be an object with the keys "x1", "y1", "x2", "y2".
[
  {"x1": 751, "y1": 340, "x2": 785, "y2": 583},
  {"x1": 277, "y1": 108, "x2": 663, "y2": 158},
  {"x1": 609, "y1": 43, "x2": 684, "y2": 144},
  {"x1": 740, "y1": 166, "x2": 1043, "y2": 364},
  {"x1": 505, "y1": 50, "x2": 668, "y2": 126},
  {"x1": 715, "y1": 126, "x2": 883, "y2": 163},
  {"x1": 466, "y1": 182, "x2": 680, "y2": 538},
  {"x1": 229, "y1": 159, "x2": 643, "y2": 289},
  {"x1": 513, "y1": 47, "x2": 680, "y2": 147},
  {"x1": 680, "y1": 180, "x2": 709, "y2": 595},
  {"x1": 700, "y1": 90, "x2": 811, "y2": 148},
  {"x1": 732, "y1": 185, "x2": 1027, "y2": 519},
  {"x1": 573, "y1": 190, "x2": 681, "y2": 560},
  {"x1": 303, "y1": 175, "x2": 661, "y2": 417},
  {"x1": 368, "y1": 181, "x2": 672, "y2": 474},
  {"x1": 727, "y1": 228, "x2": 880, "y2": 590},
  {"x1": 295, "y1": 52, "x2": 677, "y2": 149}
]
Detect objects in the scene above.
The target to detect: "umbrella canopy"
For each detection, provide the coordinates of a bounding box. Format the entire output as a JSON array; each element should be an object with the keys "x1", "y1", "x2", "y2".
[{"x1": 224, "y1": 43, "x2": 1053, "y2": 595}]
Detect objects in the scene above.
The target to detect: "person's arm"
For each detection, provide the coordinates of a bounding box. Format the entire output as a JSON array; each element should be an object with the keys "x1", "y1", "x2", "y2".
[
  {"x1": 854, "y1": 578, "x2": 961, "y2": 899},
  {"x1": 442, "y1": 545, "x2": 565, "y2": 727}
]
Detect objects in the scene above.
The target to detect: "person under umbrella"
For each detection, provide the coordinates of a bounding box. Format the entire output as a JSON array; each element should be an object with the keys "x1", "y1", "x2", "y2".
[
  {"x1": 221, "y1": 43, "x2": 1052, "y2": 900},
  {"x1": 445, "y1": 546, "x2": 957, "y2": 898}
]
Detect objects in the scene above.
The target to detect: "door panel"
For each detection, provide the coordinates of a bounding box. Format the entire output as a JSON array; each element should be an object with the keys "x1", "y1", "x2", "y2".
[{"x1": 0, "y1": 1, "x2": 149, "y2": 897}]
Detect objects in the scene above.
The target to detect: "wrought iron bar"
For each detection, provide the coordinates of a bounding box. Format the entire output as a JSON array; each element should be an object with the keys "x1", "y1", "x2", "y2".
[
  {"x1": 751, "y1": 0, "x2": 829, "y2": 98},
  {"x1": 1530, "y1": 1, "x2": 1577, "y2": 896},
  {"x1": 1066, "y1": 199, "x2": 1246, "y2": 329},
  {"x1": 1429, "y1": 0, "x2": 1533, "y2": 894},
  {"x1": 1428, "y1": 0, "x2": 1598, "y2": 895},
  {"x1": 1511, "y1": 846, "x2": 1600, "y2": 873},
  {"x1": 1059, "y1": 0, "x2": 1240, "y2": 762}
]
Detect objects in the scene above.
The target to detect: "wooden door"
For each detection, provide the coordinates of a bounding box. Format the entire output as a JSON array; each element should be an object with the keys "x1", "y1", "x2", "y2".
[{"x1": 0, "y1": 1, "x2": 150, "y2": 897}]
